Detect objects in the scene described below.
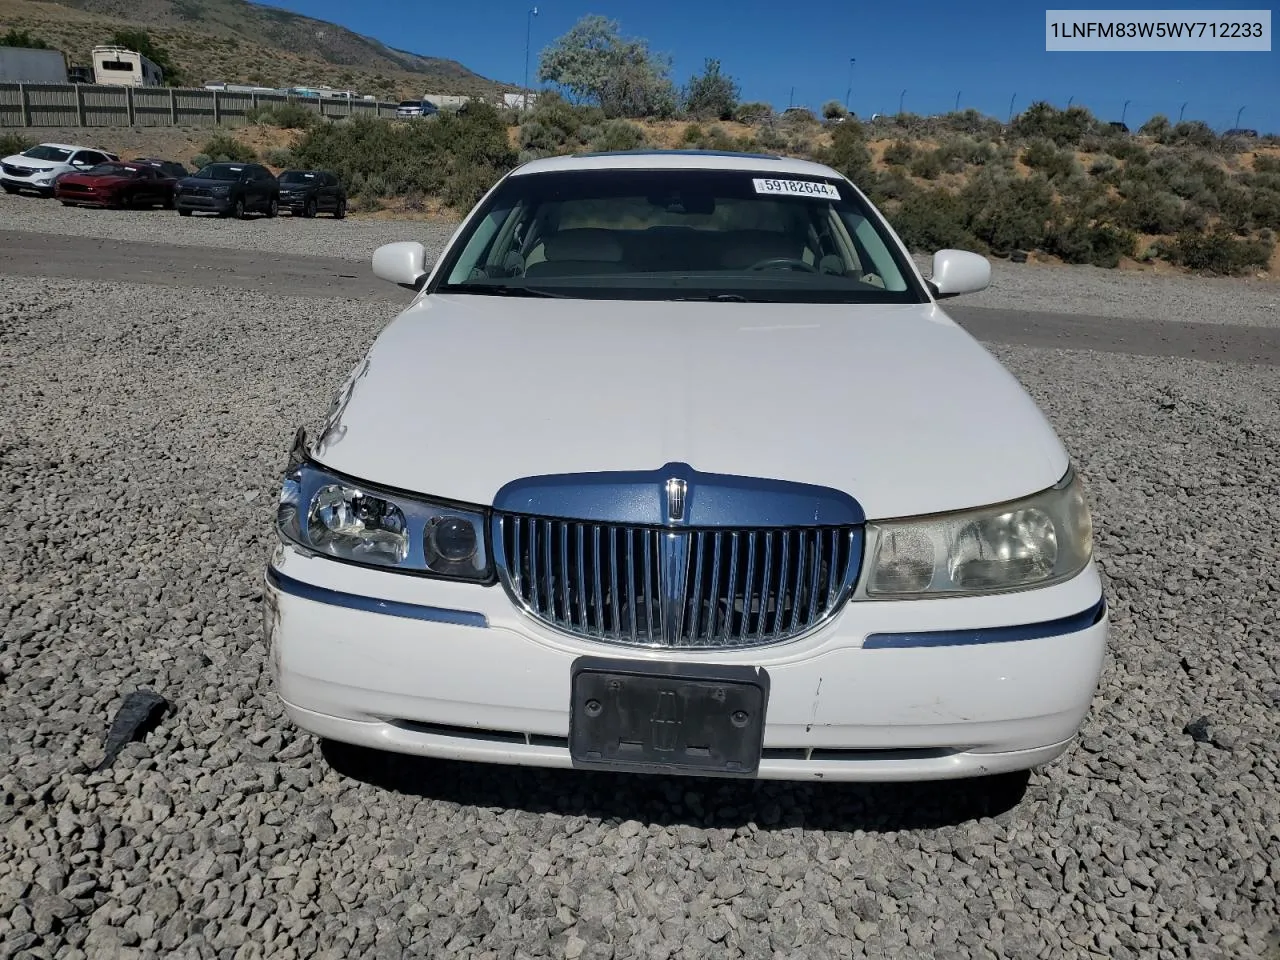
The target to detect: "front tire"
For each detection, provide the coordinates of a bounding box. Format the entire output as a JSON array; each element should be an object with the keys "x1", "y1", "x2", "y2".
[
  {"x1": 267, "y1": 197, "x2": 279, "y2": 218},
  {"x1": 334, "y1": 198, "x2": 346, "y2": 219},
  {"x1": 227, "y1": 198, "x2": 246, "y2": 219}
]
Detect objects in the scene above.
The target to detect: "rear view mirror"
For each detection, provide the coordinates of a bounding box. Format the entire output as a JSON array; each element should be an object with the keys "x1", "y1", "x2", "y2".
[
  {"x1": 929, "y1": 249, "x2": 991, "y2": 299},
  {"x1": 373, "y1": 241, "x2": 430, "y2": 291}
]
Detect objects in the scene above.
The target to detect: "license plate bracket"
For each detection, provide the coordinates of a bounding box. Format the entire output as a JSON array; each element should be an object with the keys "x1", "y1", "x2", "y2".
[{"x1": 569, "y1": 657, "x2": 769, "y2": 777}]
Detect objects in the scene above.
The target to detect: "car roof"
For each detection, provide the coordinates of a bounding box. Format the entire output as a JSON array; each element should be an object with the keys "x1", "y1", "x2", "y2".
[
  {"x1": 37, "y1": 143, "x2": 102, "y2": 151},
  {"x1": 508, "y1": 150, "x2": 844, "y2": 179}
]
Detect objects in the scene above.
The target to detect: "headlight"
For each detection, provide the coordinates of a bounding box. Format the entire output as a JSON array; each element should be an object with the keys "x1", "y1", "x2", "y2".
[
  {"x1": 211, "y1": 185, "x2": 230, "y2": 197},
  {"x1": 858, "y1": 469, "x2": 1093, "y2": 598},
  {"x1": 276, "y1": 450, "x2": 491, "y2": 581}
]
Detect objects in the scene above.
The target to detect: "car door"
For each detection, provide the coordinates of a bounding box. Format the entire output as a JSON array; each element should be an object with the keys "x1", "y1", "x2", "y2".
[
  {"x1": 321, "y1": 172, "x2": 337, "y2": 212},
  {"x1": 238, "y1": 167, "x2": 257, "y2": 208}
]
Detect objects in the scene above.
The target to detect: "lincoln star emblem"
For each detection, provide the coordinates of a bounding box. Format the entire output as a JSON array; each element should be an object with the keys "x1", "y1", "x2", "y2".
[{"x1": 665, "y1": 478, "x2": 687, "y2": 523}]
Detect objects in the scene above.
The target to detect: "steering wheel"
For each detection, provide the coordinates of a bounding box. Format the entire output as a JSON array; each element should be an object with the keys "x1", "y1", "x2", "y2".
[{"x1": 747, "y1": 257, "x2": 818, "y2": 273}]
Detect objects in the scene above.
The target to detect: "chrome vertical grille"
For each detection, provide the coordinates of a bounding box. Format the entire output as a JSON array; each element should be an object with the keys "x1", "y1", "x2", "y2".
[{"x1": 496, "y1": 515, "x2": 861, "y2": 649}]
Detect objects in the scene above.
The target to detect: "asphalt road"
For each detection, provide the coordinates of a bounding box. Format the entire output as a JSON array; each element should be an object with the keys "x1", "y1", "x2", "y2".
[{"x1": 3, "y1": 229, "x2": 1277, "y2": 366}]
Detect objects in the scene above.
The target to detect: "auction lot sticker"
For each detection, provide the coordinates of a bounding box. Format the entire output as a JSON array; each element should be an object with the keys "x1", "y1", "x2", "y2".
[{"x1": 752, "y1": 178, "x2": 841, "y2": 199}]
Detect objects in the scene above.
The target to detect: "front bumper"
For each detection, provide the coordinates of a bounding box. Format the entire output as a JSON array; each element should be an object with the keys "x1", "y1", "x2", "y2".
[
  {"x1": 265, "y1": 547, "x2": 1109, "y2": 782},
  {"x1": 175, "y1": 195, "x2": 232, "y2": 213},
  {"x1": 2, "y1": 172, "x2": 55, "y2": 194}
]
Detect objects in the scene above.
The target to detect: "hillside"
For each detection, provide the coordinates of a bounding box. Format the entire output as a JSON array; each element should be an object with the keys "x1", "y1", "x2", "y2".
[{"x1": 0, "y1": 0, "x2": 509, "y2": 98}]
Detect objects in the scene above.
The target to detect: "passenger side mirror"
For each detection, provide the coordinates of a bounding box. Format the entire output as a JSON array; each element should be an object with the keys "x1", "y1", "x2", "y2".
[
  {"x1": 373, "y1": 241, "x2": 430, "y2": 291},
  {"x1": 928, "y1": 249, "x2": 991, "y2": 299}
]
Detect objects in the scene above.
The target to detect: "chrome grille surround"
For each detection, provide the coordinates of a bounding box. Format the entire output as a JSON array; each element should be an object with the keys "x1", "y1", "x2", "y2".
[{"x1": 492, "y1": 463, "x2": 865, "y2": 650}]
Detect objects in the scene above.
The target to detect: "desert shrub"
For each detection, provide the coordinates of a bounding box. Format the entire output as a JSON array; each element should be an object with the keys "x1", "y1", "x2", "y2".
[
  {"x1": 691, "y1": 124, "x2": 755, "y2": 153},
  {"x1": 682, "y1": 58, "x2": 739, "y2": 121},
  {"x1": 936, "y1": 135, "x2": 998, "y2": 169},
  {"x1": 681, "y1": 123, "x2": 704, "y2": 145},
  {"x1": 756, "y1": 123, "x2": 787, "y2": 152},
  {"x1": 882, "y1": 140, "x2": 915, "y2": 166},
  {"x1": 1012, "y1": 102, "x2": 1100, "y2": 147},
  {"x1": 291, "y1": 103, "x2": 516, "y2": 210},
  {"x1": 0, "y1": 132, "x2": 31, "y2": 156},
  {"x1": 1045, "y1": 218, "x2": 1136, "y2": 268},
  {"x1": 1115, "y1": 183, "x2": 1189, "y2": 234},
  {"x1": 246, "y1": 102, "x2": 317, "y2": 130},
  {"x1": 199, "y1": 134, "x2": 256, "y2": 163},
  {"x1": 1254, "y1": 155, "x2": 1280, "y2": 174},
  {"x1": 1104, "y1": 138, "x2": 1147, "y2": 163},
  {"x1": 819, "y1": 122, "x2": 872, "y2": 183},
  {"x1": 262, "y1": 147, "x2": 294, "y2": 168},
  {"x1": 1163, "y1": 228, "x2": 1274, "y2": 275},
  {"x1": 588, "y1": 119, "x2": 648, "y2": 152},
  {"x1": 734, "y1": 102, "x2": 773, "y2": 123},
  {"x1": 865, "y1": 168, "x2": 916, "y2": 204},
  {"x1": 1021, "y1": 138, "x2": 1079, "y2": 181},
  {"x1": 960, "y1": 172, "x2": 1054, "y2": 252},
  {"x1": 1163, "y1": 121, "x2": 1216, "y2": 149},
  {"x1": 517, "y1": 92, "x2": 605, "y2": 158},
  {"x1": 190, "y1": 153, "x2": 211, "y2": 169},
  {"x1": 1252, "y1": 189, "x2": 1280, "y2": 231},
  {"x1": 1139, "y1": 115, "x2": 1172, "y2": 139},
  {"x1": 822, "y1": 100, "x2": 848, "y2": 120},
  {"x1": 889, "y1": 188, "x2": 980, "y2": 252},
  {"x1": 780, "y1": 107, "x2": 820, "y2": 127},
  {"x1": 1089, "y1": 155, "x2": 1118, "y2": 177},
  {"x1": 909, "y1": 150, "x2": 943, "y2": 180}
]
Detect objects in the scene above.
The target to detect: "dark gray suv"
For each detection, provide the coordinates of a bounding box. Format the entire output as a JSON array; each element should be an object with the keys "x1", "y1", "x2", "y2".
[{"x1": 174, "y1": 162, "x2": 279, "y2": 219}]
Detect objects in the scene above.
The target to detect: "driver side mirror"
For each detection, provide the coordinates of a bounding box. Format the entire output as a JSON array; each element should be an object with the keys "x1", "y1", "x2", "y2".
[
  {"x1": 928, "y1": 249, "x2": 991, "y2": 299},
  {"x1": 373, "y1": 241, "x2": 431, "y2": 291}
]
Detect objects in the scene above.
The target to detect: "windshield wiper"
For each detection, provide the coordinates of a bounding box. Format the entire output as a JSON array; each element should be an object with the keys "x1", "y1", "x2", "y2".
[
  {"x1": 673, "y1": 294, "x2": 758, "y2": 303},
  {"x1": 436, "y1": 283, "x2": 566, "y2": 298}
]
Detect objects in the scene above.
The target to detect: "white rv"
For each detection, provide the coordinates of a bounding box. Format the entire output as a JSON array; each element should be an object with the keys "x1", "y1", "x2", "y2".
[{"x1": 91, "y1": 46, "x2": 164, "y2": 87}]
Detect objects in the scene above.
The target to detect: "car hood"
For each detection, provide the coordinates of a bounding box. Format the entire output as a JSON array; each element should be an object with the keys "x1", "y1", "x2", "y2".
[
  {"x1": 177, "y1": 177, "x2": 232, "y2": 187},
  {"x1": 58, "y1": 173, "x2": 128, "y2": 186},
  {"x1": 2, "y1": 154, "x2": 62, "y2": 171},
  {"x1": 311, "y1": 295, "x2": 1069, "y2": 520}
]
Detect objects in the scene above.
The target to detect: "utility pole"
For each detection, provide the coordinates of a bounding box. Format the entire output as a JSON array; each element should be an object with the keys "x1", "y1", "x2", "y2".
[
  {"x1": 789, "y1": 86, "x2": 795, "y2": 108},
  {"x1": 844, "y1": 58, "x2": 855, "y2": 111},
  {"x1": 898, "y1": 88, "x2": 906, "y2": 115},
  {"x1": 1008, "y1": 93, "x2": 1017, "y2": 124},
  {"x1": 954, "y1": 90, "x2": 961, "y2": 112},
  {"x1": 1234, "y1": 105, "x2": 1246, "y2": 129},
  {"x1": 523, "y1": 6, "x2": 539, "y2": 111},
  {"x1": 1121, "y1": 99, "x2": 1130, "y2": 126},
  {"x1": 1067, "y1": 95, "x2": 1074, "y2": 108},
  {"x1": 1179, "y1": 101, "x2": 1188, "y2": 122}
]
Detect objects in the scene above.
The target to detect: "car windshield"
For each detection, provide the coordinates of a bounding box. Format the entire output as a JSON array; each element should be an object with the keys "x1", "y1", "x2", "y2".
[
  {"x1": 23, "y1": 146, "x2": 73, "y2": 162},
  {"x1": 280, "y1": 171, "x2": 317, "y2": 183},
  {"x1": 194, "y1": 165, "x2": 243, "y2": 181},
  {"x1": 433, "y1": 168, "x2": 927, "y2": 304},
  {"x1": 86, "y1": 163, "x2": 141, "y2": 177}
]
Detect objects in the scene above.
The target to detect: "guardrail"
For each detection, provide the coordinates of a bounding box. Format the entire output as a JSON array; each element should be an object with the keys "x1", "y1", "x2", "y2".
[{"x1": 0, "y1": 82, "x2": 402, "y2": 127}]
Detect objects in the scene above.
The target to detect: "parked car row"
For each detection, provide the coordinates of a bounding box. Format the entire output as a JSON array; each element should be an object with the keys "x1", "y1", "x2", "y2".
[{"x1": 1, "y1": 142, "x2": 347, "y2": 220}]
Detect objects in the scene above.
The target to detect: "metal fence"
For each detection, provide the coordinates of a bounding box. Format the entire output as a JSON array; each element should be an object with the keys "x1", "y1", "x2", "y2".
[{"x1": 0, "y1": 83, "x2": 401, "y2": 128}]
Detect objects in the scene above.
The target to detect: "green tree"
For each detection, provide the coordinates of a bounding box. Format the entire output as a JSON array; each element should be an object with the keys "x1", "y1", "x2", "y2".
[
  {"x1": 682, "y1": 58, "x2": 739, "y2": 121},
  {"x1": 1, "y1": 29, "x2": 50, "y2": 49},
  {"x1": 110, "y1": 29, "x2": 181, "y2": 85},
  {"x1": 537, "y1": 15, "x2": 676, "y2": 118}
]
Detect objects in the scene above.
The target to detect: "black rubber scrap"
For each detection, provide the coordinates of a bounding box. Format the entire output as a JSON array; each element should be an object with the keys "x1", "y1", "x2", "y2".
[
  {"x1": 94, "y1": 690, "x2": 170, "y2": 772},
  {"x1": 1182, "y1": 716, "x2": 1212, "y2": 743}
]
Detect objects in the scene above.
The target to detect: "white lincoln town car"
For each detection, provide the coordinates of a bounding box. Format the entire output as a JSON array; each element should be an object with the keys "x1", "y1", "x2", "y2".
[{"x1": 264, "y1": 150, "x2": 1108, "y2": 782}]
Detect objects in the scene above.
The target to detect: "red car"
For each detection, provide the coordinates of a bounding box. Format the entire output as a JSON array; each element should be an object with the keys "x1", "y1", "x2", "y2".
[{"x1": 54, "y1": 161, "x2": 180, "y2": 209}]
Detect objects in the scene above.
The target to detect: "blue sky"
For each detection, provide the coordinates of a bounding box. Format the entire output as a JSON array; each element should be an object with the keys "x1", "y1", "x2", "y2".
[{"x1": 261, "y1": 0, "x2": 1279, "y2": 133}]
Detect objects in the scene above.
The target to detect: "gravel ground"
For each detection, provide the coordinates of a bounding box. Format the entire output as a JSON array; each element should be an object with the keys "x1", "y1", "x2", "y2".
[
  {"x1": 4, "y1": 192, "x2": 1279, "y2": 327},
  {"x1": 0, "y1": 192, "x2": 452, "y2": 263},
  {"x1": 1, "y1": 272, "x2": 1278, "y2": 960}
]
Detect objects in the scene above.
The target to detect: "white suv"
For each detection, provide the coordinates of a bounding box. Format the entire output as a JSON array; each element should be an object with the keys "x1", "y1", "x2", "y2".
[{"x1": 1, "y1": 143, "x2": 120, "y2": 197}]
